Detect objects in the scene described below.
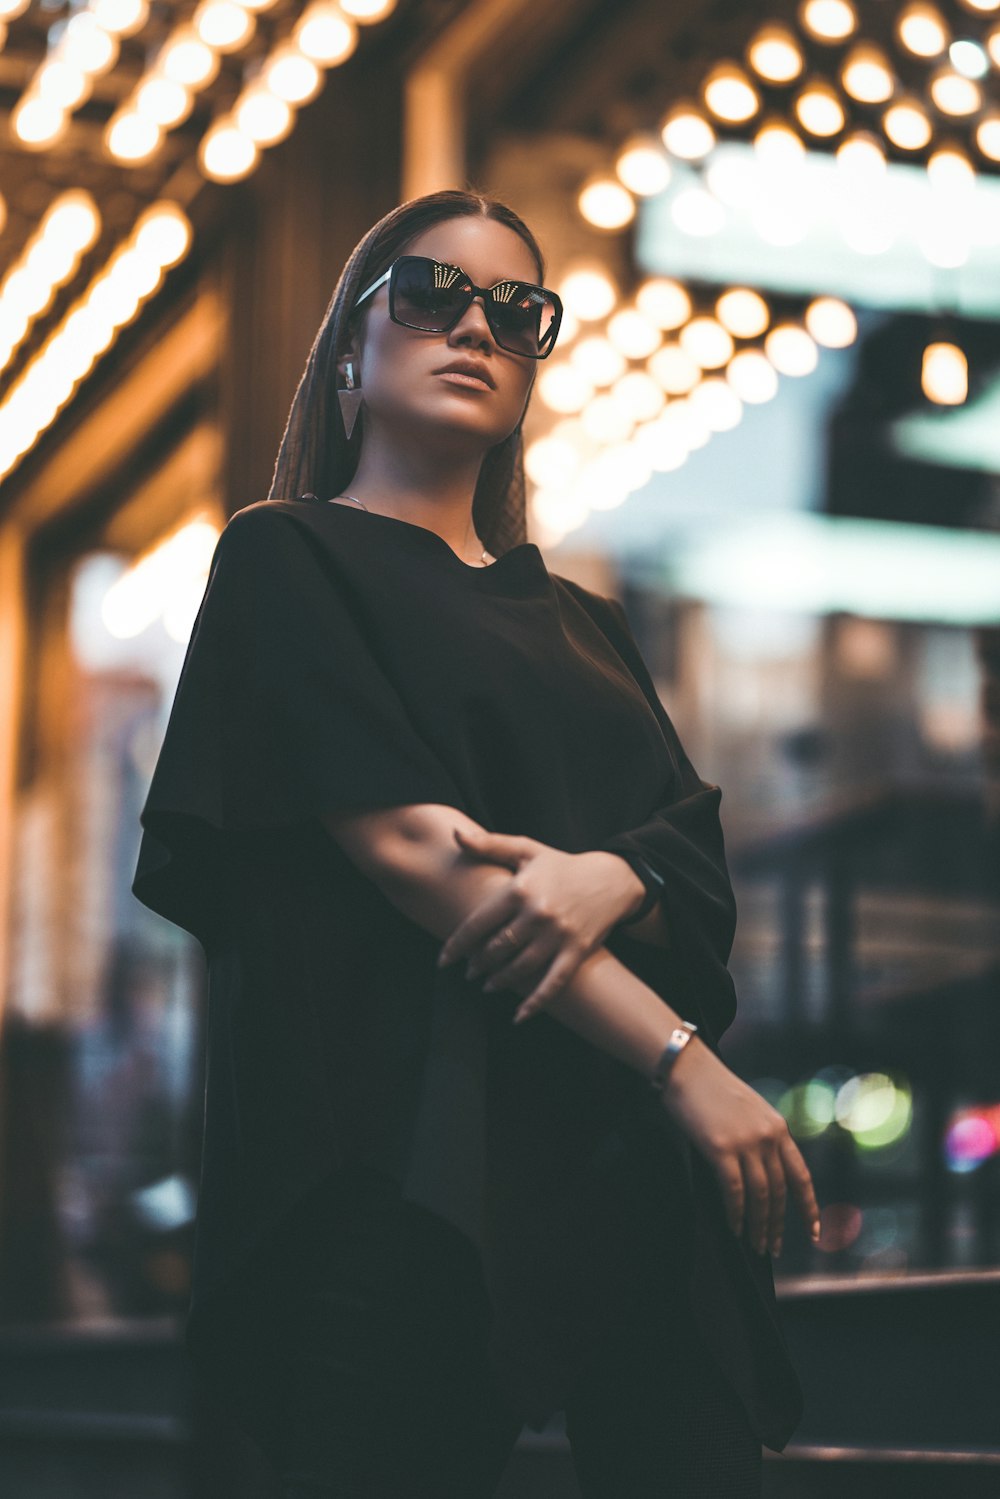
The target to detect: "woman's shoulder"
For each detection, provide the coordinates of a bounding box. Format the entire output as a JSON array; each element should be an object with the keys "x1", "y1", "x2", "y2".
[
  {"x1": 549, "y1": 570, "x2": 624, "y2": 626},
  {"x1": 222, "y1": 497, "x2": 311, "y2": 536},
  {"x1": 214, "y1": 498, "x2": 340, "y2": 564}
]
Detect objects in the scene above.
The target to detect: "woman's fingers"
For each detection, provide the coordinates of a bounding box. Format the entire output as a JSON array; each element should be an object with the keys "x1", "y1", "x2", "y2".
[
  {"x1": 736, "y1": 1141, "x2": 820, "y2": 1251},
  {"x1": 657, "y1": 1048, "x2": 822, "y2": 1254},
  {"x1": 779, "y1": 1134, "x2": 823, "y2": 1244},
  {"x1": 479, "y1": 932, "x2": 551, "y2": 994},
  {"x1": 510, "y1": 950, "x2": 583, "y2": 1021},
  {"x1": 765, "y1": 1140, "x2": 788, "y2": 1254},
  {"x1": 714, "y1": 1131, "x2": 819, "y2": 1254},
  {"x1": 715, "y1": 1155, "x2": 746, "y2": 1239},
  {"x1": 740, "y1": 1152, "x2": 771, "y2": 1254},
  {"x1": 479, "y1": 932, "x2": 585, "y2": 1018},
  {"x1": 438, "y1": 893, "x2": 528, "y2": 973},
  {"x1": 467, "y1": 917, "x2": 541, "y2": 983}
]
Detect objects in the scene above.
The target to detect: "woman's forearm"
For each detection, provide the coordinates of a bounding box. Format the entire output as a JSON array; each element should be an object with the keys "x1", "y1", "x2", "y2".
[
  {"x1": 372, "y1": 812, "x2": 700, "y2": 1084},
  {"x1": 327, "y1": 804, "x2": 820, "y2": 1258}
]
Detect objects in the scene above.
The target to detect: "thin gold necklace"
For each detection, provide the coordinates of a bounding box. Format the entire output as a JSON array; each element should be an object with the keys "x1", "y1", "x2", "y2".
[{"x1": 334, "y1": 493, "x2": 491, "y2": 566}]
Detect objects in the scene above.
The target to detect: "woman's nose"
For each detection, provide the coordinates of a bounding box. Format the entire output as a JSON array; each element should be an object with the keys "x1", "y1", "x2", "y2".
[{"x1": 447, "y1": 295, "x2": 496, "y2": 351}]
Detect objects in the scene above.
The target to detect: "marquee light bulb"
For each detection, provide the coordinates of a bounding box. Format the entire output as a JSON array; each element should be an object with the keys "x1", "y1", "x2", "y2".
[
  {"x1": 841, "y1": 44, "x2": 894, "y2": 103},
  {"x1": 884, "y1": 97, "x2": 933, "y2": 149},
  {"x1": 975, "y1": 113, "x2": 1000, "y2": 160},
  {"x1": 607, "y1": 309, "x2": 662, "y2": 360},
  {"x1": 680, "y1": 316, "x2": 735, "y2": 369},
  {"x1": 727, "y1": 348, "x2": 779, "y2": 402},
  {"x1": 570, "y1": 335, "x2": 626, "y2": 385},
  {"x1": 755, "y1": 119, "x2": 807, "y2": 164},
  {"x1": 921, "y1": 341, "x2": 967, "y2": 402},
  {"x1": 635, "y1": 277, "x2": 692, "y2": 330},
  {"x1": 747, "y1": 24, "x2": 804, "y2": 83},
  {"x1": 558, "y1": 267, "x2": 618, "y2": 322},
  {"x1": 799, "y1": 0, "x2": 857, "y2": 42},
  {"x1": 615, "y1": 134, "x2": 672, "y2": 196},
  {"x1": 716, "y1": 287, "x2": 770, "y2": 338},
  {"x1": 805, "y1": 296, "x2": 857, "y2": 347},
  {"x1": 648, "y1": 343, "x2": 701, "y2": 395},
  {"x1": 199, "y1": 117, "x2": 258, "y2": 181},
  {"x1": 897, "y1": 3, "x2": 949, "y2": 56},
  {"x1": 929, "y1": 68, "x2": 981, "y2": 115},
  {"x1": 578, "y1": 177, "x2": 636, "y2": 230},
  {"x1": 765, "y1": 323, "x2": 818, "y2": 375},
  {"x1": 660, "y1": 104, "x2": 716, "y2": 160},
  {"x1": 836, "y1": 131, "x2": 887, "y2": 176},
  {"x1": 296, "y1": 2, "x2": 359, "y2": 65},
  {"x1": 795, "y1": 78, "x2": 846, "y2": 136},
  {"x1": 927, "y1": 146, "x2": 975, "y2": 187},
  {"x1": 703, "y1": 62, "x2": 760, "y2": 123}
]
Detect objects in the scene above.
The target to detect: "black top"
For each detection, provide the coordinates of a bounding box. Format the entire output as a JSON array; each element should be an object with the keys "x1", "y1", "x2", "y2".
[{"x1": 131, "y1": 496, "x2": 803, "y2": 1453}]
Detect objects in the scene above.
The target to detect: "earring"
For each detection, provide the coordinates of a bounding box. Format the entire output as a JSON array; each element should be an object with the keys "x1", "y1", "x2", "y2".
[{"x1": 338, "y1": 359, "x2": 363, "y2": 441}]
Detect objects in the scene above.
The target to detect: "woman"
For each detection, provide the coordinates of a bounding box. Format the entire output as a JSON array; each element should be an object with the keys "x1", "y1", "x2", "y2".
[{"x1": 132, "y1": 189, "x2": 821, "y2": 1498}]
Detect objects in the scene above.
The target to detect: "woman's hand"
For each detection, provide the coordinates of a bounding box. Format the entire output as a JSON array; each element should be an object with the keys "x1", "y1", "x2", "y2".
[
  {"x1": 436, "y1": 827, "x2": 642, "y2": 1014},
  {"x1": 660, "y1": 1038, "x2": 822, "y2": 1257}
]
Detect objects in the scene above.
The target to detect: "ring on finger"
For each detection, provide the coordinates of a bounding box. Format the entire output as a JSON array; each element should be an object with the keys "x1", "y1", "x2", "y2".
[{"x1": 469, "y1": 926, "x2": 518, "y2": 981}]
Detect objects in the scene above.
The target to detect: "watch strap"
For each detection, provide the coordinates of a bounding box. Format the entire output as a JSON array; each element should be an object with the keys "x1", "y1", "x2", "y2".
[{"x1": 615, "y1": 850, "x2": 666, "y2": 928}]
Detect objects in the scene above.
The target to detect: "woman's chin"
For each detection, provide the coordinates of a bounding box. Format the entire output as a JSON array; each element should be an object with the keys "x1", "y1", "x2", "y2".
[{"x1": 404, "y1": 403, "x2": 512, "y2": 450}]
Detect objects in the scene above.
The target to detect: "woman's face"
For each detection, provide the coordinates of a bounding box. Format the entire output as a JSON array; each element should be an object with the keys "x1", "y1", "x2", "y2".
[{"x1": 344, "y1": 215, "x2": 541, "y2": 455}]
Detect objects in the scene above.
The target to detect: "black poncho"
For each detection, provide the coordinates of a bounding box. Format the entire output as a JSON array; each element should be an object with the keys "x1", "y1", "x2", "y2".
[{"x1": 131, "y1": 496, "x2": 803, "y2": 1456}]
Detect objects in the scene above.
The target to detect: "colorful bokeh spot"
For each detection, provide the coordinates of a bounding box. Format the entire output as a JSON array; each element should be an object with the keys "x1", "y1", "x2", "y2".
[{"x1": 944, "y1": 1103, "x2": 1000, "y2": 1173}]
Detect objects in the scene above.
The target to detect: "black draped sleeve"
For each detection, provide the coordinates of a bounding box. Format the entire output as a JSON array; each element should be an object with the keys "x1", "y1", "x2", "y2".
[
  {"x1": 131, "y1": 503, "x2": 469, "y2": 952},
  {"x1": 554, "y1": 581, "x2": 739, "y2": 1047}
]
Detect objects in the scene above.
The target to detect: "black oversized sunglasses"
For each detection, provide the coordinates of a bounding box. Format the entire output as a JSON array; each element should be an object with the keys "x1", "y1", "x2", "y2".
[{"x1": 352, "y1": 254, "x2": 563, "y2": 359}]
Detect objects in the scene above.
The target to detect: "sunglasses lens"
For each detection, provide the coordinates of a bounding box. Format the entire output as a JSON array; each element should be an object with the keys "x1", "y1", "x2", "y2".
[
  {"x1": 393, "y1": 259, "x2": 470, "y2": 331},
  {"x1": 487, "y1": 283, "x2": 559, "y2": 356}
]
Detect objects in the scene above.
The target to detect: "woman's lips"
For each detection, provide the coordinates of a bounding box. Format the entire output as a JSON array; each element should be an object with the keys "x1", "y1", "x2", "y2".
[{"x1": 435, "y1": 371, "x2": 494, "y2": 392}]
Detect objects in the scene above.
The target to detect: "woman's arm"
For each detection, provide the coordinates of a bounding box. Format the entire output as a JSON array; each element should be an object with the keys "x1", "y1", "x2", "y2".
[
  {"x1": 321, "y1": 801, "x2": 821, "y2": 1257},
  {"x1": 323, "y1": 803, "x2": 680, "y2": 1076}
]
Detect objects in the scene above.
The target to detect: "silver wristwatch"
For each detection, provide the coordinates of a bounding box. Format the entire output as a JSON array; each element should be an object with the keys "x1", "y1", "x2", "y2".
[{"x1": 649, "y1": 1020, "x2": 699, "y2": 1094}]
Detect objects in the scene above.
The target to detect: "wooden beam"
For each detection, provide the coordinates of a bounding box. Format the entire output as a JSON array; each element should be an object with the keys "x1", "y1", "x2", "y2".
[{"x1": 402, "y1": 0, "x2": 583, "y2": 198}]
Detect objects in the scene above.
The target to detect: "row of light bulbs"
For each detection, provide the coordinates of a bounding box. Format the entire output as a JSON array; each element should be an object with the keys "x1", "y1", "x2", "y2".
[
  {"x1": 527, "y1": 334, "x2": 966, "y2": 541},
  {"x1": 581, "y1": 116, "x2": 1000, "y2": 233},
  {"x1": 611, "y1": 132, "x2": 1000, "y2": 269},
  {"x1": 522, "y1": 275, "x2": 857, "y2": 533},
  {"x1": 13, "y1": 0, "x2": 157, "y2": 149},
  {"x1": 795, "y1": 0, "x2": 999, "y2": 46},
  {"x1": 103, "y1": 0, "x2": 287, "y2": 165},
  {"x1": 9, "y1": 0, "x2": 395, "y2": 166},
  {"x1": 524, "y1": 264, "x2": 969, "y2": 539},
  {"x1": 2, "y1": 2, "x2": 397, "y2": 477},
  {"x1": 0, "y1": 190, "x2": 101, "y2": 374},
  {"x1": 197, "y1": 0, "x2": 371, "y2": 180},
  {"x1": 577, "y1": 1, "x2": 1000, "y2": 232},
  {"x1": 556, "y1": 283, "x2": 853, "y2": 414},
  {"x1": 119, "y1": 0, "x2": 380, "y2": 172},
  {"x1": 550, "y1": 267, "x2": 858, "y2": 364},
  {"x1": 0, "y1": 203, "x2": 192, "y2": 483},
  {"x1": 709, "y1": 5, "x2": 1000, "y2": 118}
]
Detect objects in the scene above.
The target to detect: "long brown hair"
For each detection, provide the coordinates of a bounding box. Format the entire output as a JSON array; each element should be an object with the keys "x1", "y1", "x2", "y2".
[{"x1": 266, "y1": 189, "x2": 546, "y2": 558}]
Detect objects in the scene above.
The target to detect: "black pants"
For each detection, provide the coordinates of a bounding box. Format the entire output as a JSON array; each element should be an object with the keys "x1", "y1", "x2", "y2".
[{"x1": 265, "y1": 1170, "x2": 762, "y2": 1498}]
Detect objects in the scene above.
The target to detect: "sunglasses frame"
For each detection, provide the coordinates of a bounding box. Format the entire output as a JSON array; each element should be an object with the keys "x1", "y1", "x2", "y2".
[{"x1": 352, "y1": 254, "x2": 563, "y2": 360}]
